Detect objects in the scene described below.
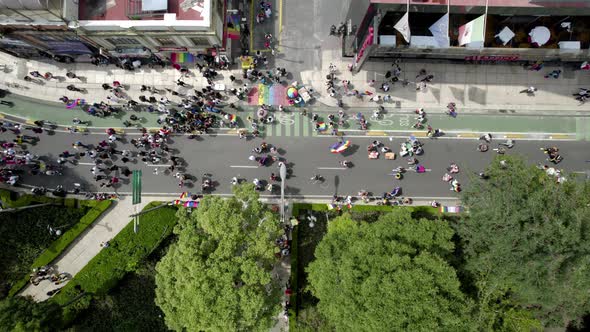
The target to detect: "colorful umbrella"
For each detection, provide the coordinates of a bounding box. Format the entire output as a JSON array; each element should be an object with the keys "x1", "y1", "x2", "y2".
[
  {"x1": 316, "y1": 122, "x2": 327, "y2": 131},
  {"x1": 287, "y1": 87, "x2": 298, "y2": 99},
  {"x1": 179, "y1": 192, "x2": 191, "y2": 199},
  {"x1": 171, "y1": 199, "x2": 184, "y2": 205},
  {"x1": 330, "y1": 140, "x2": 351, "y2": 153},
  {"x1": 229, "y1": 114, "x2": 237, "y2": 122},
  {"x1": 184, "y1": 201, "x2": 199, "y2": 208}
]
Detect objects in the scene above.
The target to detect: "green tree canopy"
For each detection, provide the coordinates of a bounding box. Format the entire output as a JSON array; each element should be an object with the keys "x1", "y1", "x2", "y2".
[
  {"x1": 306, "y1": 210, "x2": 473, "y2": 331},
  {"x1": 155, "y1": 184, "x2": 282, "y2": 332},
  {"x1": 0, "y1": 296, "x2": 62, "y2": 332},
  {"x1": 458, "y1": 155, "x2": 590, "y2": 328}
]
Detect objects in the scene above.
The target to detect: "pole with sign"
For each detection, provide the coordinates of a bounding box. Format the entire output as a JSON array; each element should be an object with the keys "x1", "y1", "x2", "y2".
[{"x1": 132, "y1": 170, "x2": 142, "y2": 233}]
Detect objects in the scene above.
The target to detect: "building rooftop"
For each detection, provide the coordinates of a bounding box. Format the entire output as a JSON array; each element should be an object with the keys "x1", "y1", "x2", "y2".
[
  {"x1": 371, "y1": 0, "x2": 590, "y2": 7},
  {"x1": 79, "y1": 0, "x2": 209, "y2": 21}
]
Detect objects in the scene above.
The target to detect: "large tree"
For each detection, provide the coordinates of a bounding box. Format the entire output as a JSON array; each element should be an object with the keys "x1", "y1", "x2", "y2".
[
  {"x1": 155, "y1": 184, "x2": 282, "y2": 332},
  {"x1": 0, "y1": 296, "x2": 62, "y2": 332},
  {"x1": 457, "y1": 155, "x2": 590, "y2": 328},
  {"x1": 306, "y1": 210, "x2": 474, "y2": 331}
]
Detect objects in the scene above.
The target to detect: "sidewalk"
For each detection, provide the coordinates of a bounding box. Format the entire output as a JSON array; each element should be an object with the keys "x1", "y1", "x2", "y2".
[
  {"x1": 2, "y1": 49, "x2": 590, "y2": 123},
  {"x1": 19, "y1": 195, "x2": 170, "y2": 302},
  {"x1": 300, "y1": 49, "x2": 590, "y2": 113}
]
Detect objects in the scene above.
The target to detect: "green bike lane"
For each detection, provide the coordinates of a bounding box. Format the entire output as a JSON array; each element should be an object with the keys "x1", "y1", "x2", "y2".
[
  {"x1": 243, "y1": 108, "x2": 588, "y2": 140},
  {"x1": 1, "y1": 93, "x2": 589, "y2": 140},
  {"x1": 0, "y1": 93, "x2": 162, "y2": 128}
]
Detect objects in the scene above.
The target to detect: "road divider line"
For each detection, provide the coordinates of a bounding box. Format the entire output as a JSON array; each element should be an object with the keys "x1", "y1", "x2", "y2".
[
  {"x1": 504, "y1": 134, "x2": 525, "y2": 138},
  {"x1": 230, "y1": 165, "x2": 258, "y2": 168},
  {"x1": 317, "y1": 167, "x2": 347, "y2": 170},
  {"x1": 457, "y1": 133, "x2": 479, "y2": 138},
  {"x1": 145, "y1": 164, "x2": 169, "y2": 167},
  {"x1": 366, "y1": 131, "x2": 387, "y2": 136},
  {"x1": 77, "y1": 162, "x2": 95, "y2": 166},
  {"x1": 549, "y1": 134, "x2": 576, "y2": 139}
]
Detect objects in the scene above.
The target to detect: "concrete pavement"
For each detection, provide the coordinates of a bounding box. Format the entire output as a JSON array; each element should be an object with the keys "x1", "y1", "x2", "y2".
[
  {"x1": 300, "y1": 49, "x2": 590, "y2": 112},
  {"x1": 19, "y1": 195, "x2": 170, "y2": 302},
  {"x1": 1, "y1": 40, "x2": 589, "y2": 116}
]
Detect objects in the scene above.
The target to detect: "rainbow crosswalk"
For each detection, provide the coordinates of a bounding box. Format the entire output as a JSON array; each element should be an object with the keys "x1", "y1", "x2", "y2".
[{"x1": 247, "y1": 84, "x2": 290, "y2": 105}]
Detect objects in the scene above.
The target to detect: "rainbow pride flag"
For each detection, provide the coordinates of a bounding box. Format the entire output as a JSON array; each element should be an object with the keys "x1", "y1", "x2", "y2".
[
  {"x1": 227, "y1": 14, "x2": 241, "y2": 40},
  {"x1": 248, "y1": 84, "x2": 290, "y2": 105},
  {"x1": 170, "y1": 52, "x2": 195, "y2": 64}
]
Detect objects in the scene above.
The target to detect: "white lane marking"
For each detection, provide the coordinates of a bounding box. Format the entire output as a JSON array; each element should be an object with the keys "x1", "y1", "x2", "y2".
[
  {"x1": 317, "y1": 167, "x2": 347, "y2": 170},
  {"x1": 230, "y1": 165, "x2": 258, "y2": 168},
  {"x1": 77, "y1": 162, "x2": 96, "y2": 166},
  {"x1": 145, "y1": 164, "x2": 169, "y2": 167}
]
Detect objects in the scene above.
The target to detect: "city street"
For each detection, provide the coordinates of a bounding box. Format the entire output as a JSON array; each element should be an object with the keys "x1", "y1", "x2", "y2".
[{"x1": 5, "y1": 127, "x2": 589, "y2": 201}]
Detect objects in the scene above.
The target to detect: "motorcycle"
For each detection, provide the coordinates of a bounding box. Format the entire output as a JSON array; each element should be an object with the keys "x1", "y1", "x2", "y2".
[
  {"x1": 390, "y1": 186, "x2": 402, "y2": 197},
  {"x1": 447, "y1": 163, "x2": 459, "y2": 174}
]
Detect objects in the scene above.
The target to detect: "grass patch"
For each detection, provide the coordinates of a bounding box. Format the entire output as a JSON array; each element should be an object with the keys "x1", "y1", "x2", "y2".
[{"x1": 51, "y1": 202, "x2": 178, "y2": 324}]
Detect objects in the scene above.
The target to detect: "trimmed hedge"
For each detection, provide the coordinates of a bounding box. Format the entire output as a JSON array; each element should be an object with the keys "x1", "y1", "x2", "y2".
[
  {"x1": 0, "y1": 189, "x2": 62, "y2": 208},
  {"x1": 7, "y1": 200, "x2": 113, "y2": 297},
  {"x1": 52, "y1": 202, "x2": 178, "y2": 324}
]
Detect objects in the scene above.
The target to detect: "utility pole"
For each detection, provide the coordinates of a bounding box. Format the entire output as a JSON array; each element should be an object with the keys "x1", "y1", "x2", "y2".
[{"x1": 132, "y1": 170, "x2": 142, "y2": 233}]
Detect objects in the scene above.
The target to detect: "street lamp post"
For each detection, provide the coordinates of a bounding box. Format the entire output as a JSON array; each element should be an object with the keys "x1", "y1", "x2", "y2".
[{"x1": 279, "y1": 163, "x2": 287, "y2": 223}]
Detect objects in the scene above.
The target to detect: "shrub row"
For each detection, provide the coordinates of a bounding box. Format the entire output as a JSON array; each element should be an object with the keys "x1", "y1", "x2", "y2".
[
  {"x1": 0, "y1": 189, "x2": 78, "y2": 208},
  {"x1": 7, "y1": 200, "x2": 113, "y2": 297},
  {"x1": 52, "y1": 202, "x2": 178, "y2": 324}
]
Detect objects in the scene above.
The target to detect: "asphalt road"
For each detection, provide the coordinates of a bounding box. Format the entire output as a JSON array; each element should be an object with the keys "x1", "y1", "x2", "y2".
[{"x1": 5, "y1": 128, "x2": 589, "y2": 200}]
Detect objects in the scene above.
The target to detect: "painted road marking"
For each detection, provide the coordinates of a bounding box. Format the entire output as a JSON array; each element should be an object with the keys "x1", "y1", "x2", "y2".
[
  {"x1": 367, "y1": 131, "x2": 387, "y2": 136},
  {"x1": 549, "y1": 134, "x2": 576, "y2": 139},
  {"x1": 77, "y1": 162, "x2": 96, "y2": 166},
  {"x1": 145, "y1": 164, "x2": 169, "y2": 167},
  {"x1": 457, "y1": 133, "x2": 479, "y2": 138},
  {"x1": 317, "y1": 167, "x2": 347, "y2": 170},
  {"x1": 230, "y1": 165, "x2": 258, "y2": 168}
]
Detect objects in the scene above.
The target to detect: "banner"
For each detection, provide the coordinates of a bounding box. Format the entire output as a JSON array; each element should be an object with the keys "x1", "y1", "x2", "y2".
[
  {"x1": 429, "y1": 13, "x2": 449, "y2": 48},
  {"x1": 458, "y1": 14, "x2": 486, "y2": 46},
  {"x1": 394, "y1": 13, "x2": 411, "y2": 43}
]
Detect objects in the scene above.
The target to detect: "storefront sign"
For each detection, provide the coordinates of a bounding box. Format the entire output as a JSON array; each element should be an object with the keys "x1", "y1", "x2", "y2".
[
  {"x1": 464, "y1": 55, "x2": 520, "y2": 61},
  {"x1": 355, "y1": 26, "x2": 374, "y2": 65}
]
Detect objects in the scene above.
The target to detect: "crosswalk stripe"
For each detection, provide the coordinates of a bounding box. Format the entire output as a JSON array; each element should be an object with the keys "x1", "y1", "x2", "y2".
[
  {"x1": 293, "y1": 115, "x2": 300, "y2": 136},
  {"x1": 275, "y1": 121, "x2": 282, "y2": 136},
  {"x1": 285, "y1": 120, "x2": 291, "y2": 136}
]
